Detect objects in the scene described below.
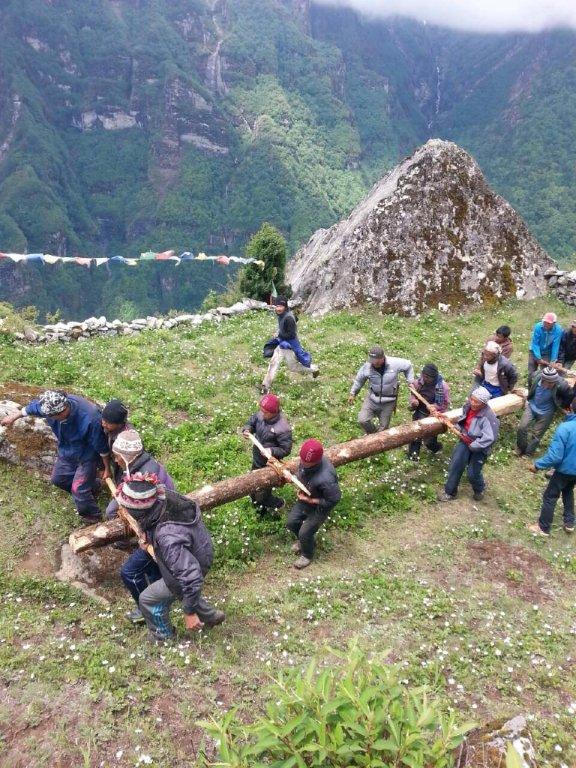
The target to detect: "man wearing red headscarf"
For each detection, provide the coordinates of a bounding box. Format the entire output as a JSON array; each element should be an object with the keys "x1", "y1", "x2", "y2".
[
  {"x1": 286, "y1": 439, "x2": 341, "y2": 569},
  {"x1": 242, "y1": 394, "x2": 293, "y2": 514}
]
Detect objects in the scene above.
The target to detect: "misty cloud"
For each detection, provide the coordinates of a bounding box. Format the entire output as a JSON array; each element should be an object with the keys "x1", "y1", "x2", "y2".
[{"x1": 313, "y1": 0, "x2": 576, "y2": 33}]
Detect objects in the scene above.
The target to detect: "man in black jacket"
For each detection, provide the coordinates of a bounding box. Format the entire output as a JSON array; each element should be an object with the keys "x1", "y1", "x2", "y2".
[
  {"x1": 243, "y1": 393, "x2": 293, "y2": 513},
  {"x1": 261, "y1": 297, "x2": 318, "y2": 394},
  {"x1": 286, "y1": 439, "x2": 341, "y2": 569},
  {"x1": 116, "y1": 476, "x2": 224, "y2": 642},
  {"x1": 559, "y1": 321, "x2": 576, "y2": 371}
]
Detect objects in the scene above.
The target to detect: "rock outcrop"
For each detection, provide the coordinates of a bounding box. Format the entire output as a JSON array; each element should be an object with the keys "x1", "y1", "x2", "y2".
[{"x1": 288, "y1": 140, "x2": 555, "y2": 316}]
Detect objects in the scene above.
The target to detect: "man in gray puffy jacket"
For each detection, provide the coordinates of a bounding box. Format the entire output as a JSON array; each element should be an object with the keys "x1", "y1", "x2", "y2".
[
  {"x1": 116, "y1": 477, "x2": 224, "y2": 643},
  {"x1": 348, "y1": 345, "x2": 415, "y2": 433}
]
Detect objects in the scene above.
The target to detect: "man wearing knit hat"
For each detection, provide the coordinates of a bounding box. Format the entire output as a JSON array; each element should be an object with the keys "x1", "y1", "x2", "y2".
[
  {"x1": 242, "y1": 394, "x2": 293, "y2": 514},
  {"x1": 438, "y1": 387, "x2": 500, "y2": 502},
  {"x1": 516, "y1": 366, "x2": 573, "y2": 457},
  {"x1": 116, "y1": 476, "x2": 224, "y2": 642},
  {"x1": 1, "y1": 390, "x2": 110, "y2": 523},
  {"x1": 559, "y1": 320, "x2": 576, "y2": 371},
  {"x1": 106, "y1": 429, "x2": 174, "y2": 519},
  {"x1": 286, "y1": 439, "x2": 341, "y2": 569},
  {"x1": 407, "y1": 363, "x2": 451, "y2": 461},
  {"x1": 472, "y1": 340, "x2": 518, "y2": 398},
  {"x1": 261, "y1": 296, "x2": 319, "y2": 394},
  {"x1": 528, "y1": 312, "x2": 562, "y2": 383},
  {"x1": 349, "y1": 345, "x2": 414, "y2": 433}
]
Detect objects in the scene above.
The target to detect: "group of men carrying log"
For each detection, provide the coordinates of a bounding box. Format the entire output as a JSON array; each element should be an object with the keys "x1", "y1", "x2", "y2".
[{"x1": 2, "y1": 300, "x2": 576, "y2": 643}]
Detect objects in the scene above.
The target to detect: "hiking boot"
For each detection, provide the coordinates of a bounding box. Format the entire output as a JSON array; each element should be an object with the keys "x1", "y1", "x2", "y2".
[
  {"x1": 473, "y1": 491, "x2": 484, "y2": 502},
  {"x1": 563, "y1": 523, "x2": 575, "y2": 534},
  {"x1": 293, "y1": 556, "x2": 312, "y2": 570},
  {"x1": 126, "y1": 608, "x2": 145, "y2": 624},
  {"x1": 437, "y1": 490, "x2": 455, "y2": 502},
  {"x1": 527, "y1": 523, "x2": 549, "y2": 537},
  {"x1": 291, "y1": 541, "x2": 301, "y2": 554}
]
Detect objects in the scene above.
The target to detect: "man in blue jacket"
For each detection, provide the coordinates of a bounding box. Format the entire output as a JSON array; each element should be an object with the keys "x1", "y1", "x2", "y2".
[
  {"x1": 1, "y1": 390, "x2": 110, "y2": 522},
  {"x1": 528, "y1": 311, "x2": 562, "y2": 383},
  {"x1": 528, "y1": 398, "x2": 576, "y2": 536},
  {"x1": 438, "y1": 387, "x2": 499, "y2": 502}
]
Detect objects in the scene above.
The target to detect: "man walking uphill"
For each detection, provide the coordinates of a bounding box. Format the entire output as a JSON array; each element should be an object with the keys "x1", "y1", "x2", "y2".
[
  {"x1": 528, "y1": 398, "x2": 576, "y2": 537},
  {"x1": 286, "y1": 439, "x2": 341, "y2": 570},
  {"x1": 261, "y1": 296, "x2": 318, "y2": 394},
  {"x1": 1, "y1": 390, "x2": 110, "y2": 523},
  {"x1": 349, "y1": 345, "x2": 414, "y2": 433}
]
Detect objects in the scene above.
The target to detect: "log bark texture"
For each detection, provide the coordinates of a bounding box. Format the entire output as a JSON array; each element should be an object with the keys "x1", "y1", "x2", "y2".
[{"x1": 69, "y1": 391, "x2": 526, "y2": 553}]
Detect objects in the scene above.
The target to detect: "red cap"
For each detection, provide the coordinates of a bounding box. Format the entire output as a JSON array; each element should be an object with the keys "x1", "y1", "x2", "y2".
[
  {"x1": 299, "y1": 439, "x2": 323, "y2": 464},
  {"x1": 260, "y1": 394, "x2": 280, "y2": 414}
]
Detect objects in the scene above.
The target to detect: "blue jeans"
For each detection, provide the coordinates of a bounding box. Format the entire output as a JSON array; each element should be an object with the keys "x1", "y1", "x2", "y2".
[
  {"x1": 120, "y1": 548, "x2": 161, "y2": 605},
  {"x1": 538, "y1": 471, "x2": 576, "y2": 533},
  {"x1": 482, "y1": 381, "x2": 503, "y2": 398},
  {"x1": 445, "y1": 441, "x2": 488, "y2": 496},
  {"x1": 51, "y1": 456, "x2": 100, "y2": 517}
]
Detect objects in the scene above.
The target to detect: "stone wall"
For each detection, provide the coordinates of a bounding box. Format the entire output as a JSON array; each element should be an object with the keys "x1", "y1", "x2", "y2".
[
  {"x1": 8, "y1": 298, "x2": 269, "y2": 344},
  {"x1": 543, "y1": 267, "x2": 576, "y2": 308}
]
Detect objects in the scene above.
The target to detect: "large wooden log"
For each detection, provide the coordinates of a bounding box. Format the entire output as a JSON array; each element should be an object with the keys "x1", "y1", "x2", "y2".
[{"x1": 69, "y1": 391, "x2": 526, "y2": 553}]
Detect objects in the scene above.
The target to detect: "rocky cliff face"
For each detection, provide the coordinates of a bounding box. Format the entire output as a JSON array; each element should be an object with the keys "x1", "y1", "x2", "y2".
[{"x1": 288, "y1": 140, "x2": 555, "y2": 316}]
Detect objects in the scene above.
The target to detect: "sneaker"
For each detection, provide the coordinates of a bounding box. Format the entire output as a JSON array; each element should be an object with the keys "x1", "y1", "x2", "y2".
[
  {"x1": 437, "y1": 490, "x2": 455, "y2": 502},
  {"x1": 294, "y1": 555, "x2": 312, "y2": 570},
  {"x1": 563, "y1": 524, "x2": 575, "y2": 534},
  {"x1": 147, "y1": 630, "x2": 175, "y2": 644},
  {"x1": 126, "y1": 608, "x2": 145, "y2": 624},
  {"x1": 201, "y1": 609, "x2": 226, "y2": 628},
  {"x1": 291, "y1": 541, "x2": 301, "y2": 554},
  {"x1": 473, "y1": 491, "x2": 484, "y2": 502},
  {"x1": 312, "y1": 369, "x2": 320, "y2": 379},
  {"x1": 527, "y1": 523, "x2": 550, "y2": 537},
  {"x1": 260, "y1": 385, "x2": 270, "y2": 395}
]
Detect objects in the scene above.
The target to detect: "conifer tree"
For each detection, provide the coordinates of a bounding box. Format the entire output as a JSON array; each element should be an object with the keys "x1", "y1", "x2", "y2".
[{"x1": 239, "y1": 223, "x2": 290, "y2": 301}]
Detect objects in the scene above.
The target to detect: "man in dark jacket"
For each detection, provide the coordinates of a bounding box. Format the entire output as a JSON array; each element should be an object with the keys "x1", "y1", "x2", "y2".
[
  {"x1": 286, "y1": 439, "x2": 341, "y2": 569},
  {"x1": 438, "y1": 387, "x2": 500, "y2": 502},
  {"x1": 407, "y1": 363, "x2": 450, "y2": 460},
  {"x1": 1, "y1": 390, "x2": 110, "y2": 522},
  {"x1": 348, "y1": 345, "x2": 414, "y2": 433},
  {"x1": 559, "y1": 321, "x2": 576, "y2": 371},
  {"x1": 101, "y1": 399, "x2": 131, "y2": 454},
  {"x1": 116, "y1": 476, "x2": 225, "y2": 642},
  {"x1": 261, "y1": 297, "x2": 318, "y2": 394},
  {"x1": 528, "y1": 399, "x2": 576, "y2": 537},
  {"x1": 243, "y1": 393, "x2": 293, "y2": 513},
  {"x1": 473, "y1": 341, "x2": 518, "y2": 398},
  {"x1": 516, "y1": 367, "x2": 573, "y2": 457},
  {"x1": 106, "y1": 429, "x2": 175, "y2": 519}
]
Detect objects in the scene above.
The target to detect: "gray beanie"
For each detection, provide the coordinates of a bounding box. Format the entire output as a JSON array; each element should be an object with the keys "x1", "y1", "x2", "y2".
[
  {"x1": 541, "y1": 366, "x2": 559, "y2": 382},
  {"x1": 470, "y1": 386, "x2": 491, "y2": 404}
]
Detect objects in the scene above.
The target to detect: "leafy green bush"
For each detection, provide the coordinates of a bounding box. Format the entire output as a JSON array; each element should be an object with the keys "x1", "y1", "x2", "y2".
[
  {"x1": 0, "y1": 301, "x2": 38, "y2": 335},
  {"x1": 199, "y1": 642, "x2": 473, "y2": 767},
  {"x1": 239, "y1": 222, "x2": 289, "y2": 301}
]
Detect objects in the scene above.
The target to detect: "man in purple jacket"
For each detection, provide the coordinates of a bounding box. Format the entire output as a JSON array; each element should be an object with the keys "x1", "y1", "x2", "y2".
[{"x1": 1, "y1": 390, "x2": 110, "y2": 522}]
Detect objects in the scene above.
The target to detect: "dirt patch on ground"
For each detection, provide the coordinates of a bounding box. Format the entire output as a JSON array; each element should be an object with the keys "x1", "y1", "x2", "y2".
[
  {"x1": 6, "y1": 424, "x2": 56, "y2": 462},
  {"x1": 165, "y1": 409, "x2": 190, "y2": 427},
  {"x1": 18, "y1": 537, "x2": 56, "y2": 577},
  {"x1": 467, "y1": 539, "x2": 557, "y2": 603}
]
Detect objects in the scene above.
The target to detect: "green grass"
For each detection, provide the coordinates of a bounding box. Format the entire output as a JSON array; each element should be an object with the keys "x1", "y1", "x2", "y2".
[{"x1": 1, "y1": 295, "x2": 575, "y2": 766}]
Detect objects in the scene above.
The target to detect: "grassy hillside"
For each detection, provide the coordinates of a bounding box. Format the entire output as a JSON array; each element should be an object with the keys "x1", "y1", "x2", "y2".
[{"x1": 1, "y1": 296, "x2": 575, "y2": 766}]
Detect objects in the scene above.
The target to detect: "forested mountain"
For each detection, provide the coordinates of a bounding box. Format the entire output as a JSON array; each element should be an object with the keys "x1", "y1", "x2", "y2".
[{"x1": 0, "y1": 0, "x2": 575, "y2": 318}]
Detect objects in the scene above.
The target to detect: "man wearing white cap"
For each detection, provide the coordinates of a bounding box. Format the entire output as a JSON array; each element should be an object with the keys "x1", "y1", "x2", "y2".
[
  {"x1": 473, "y1": 340, "x2": 518, "y2": 398},
  {"x1": 438, "y1": 387, "x2": 499, "y2": 502},
  {"x1": 529, "y1": 312, "x2": 562, "y2": 383}
]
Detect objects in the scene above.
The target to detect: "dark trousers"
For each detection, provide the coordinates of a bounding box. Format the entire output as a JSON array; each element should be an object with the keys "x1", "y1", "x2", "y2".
[
  {"x1": 286, "y1": 502, "x2": 328, "y2": 559},
  {"x1": 120, "y1": 548, "x2": 162, "y2": 605},
  {"x1": 539, "y1": 471, "x2": 576, "y2": 534},
  {"x1": 51, "y1": 456, "x2": 100, "y2": 518},
  {"x1": 250, "y1": 461, "x2": 283, "y2": 511},
  {"x1": 516, "y1": 404, "x2": 554, "y2": 456},
  {"x1": 408, "y1": 408, "x2": 442, "y2": 457},
  {"x1": 444, "y1": 442, "x2": 488, "y2": 496}
]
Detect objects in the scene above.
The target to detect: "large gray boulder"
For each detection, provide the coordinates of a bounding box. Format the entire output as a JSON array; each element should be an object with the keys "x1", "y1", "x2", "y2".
[{"x1": 288, "y1": 139, "x2": 555, "y2": 315}]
